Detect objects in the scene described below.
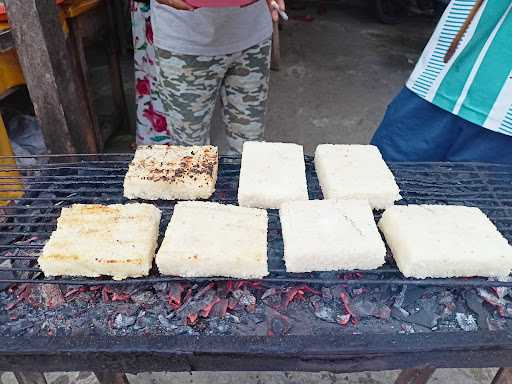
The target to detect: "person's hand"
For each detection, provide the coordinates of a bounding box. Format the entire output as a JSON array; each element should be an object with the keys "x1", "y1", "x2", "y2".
[
  {"x1": 267, "y1": 0, "x2": 285, "y2": 22},
  {"x1": 156, "y1": 0, "x2": 195, "y2": 10}
]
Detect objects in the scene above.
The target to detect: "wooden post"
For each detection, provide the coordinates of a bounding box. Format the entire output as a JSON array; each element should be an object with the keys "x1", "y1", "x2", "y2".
[
  {"x1": 271, "y1": 21, "x2": 281, "y2": 71},
  {"x1": 5, "y1": 0, "x2": 98, "y2": 155},
  {"x1": 94, "y1": 372, "x2": 130, "y2": 384},
  {"x1": 0, "y1": 29, "x2": 14, "y2": 53},
  {"x1": 67, "y1": 11, "x2": 103, "y2": 149},
  {"x1": 105, "y1": 0, "x2": 133, "y2": 134},
  {"x1": 492, "y1": 368, "x2": 512, "y2": 384},
  {"x1": 13, "y1": 372, "x2": 47, "y2": 384},
  {"x1": 395, "y1": 368, "x2": 436, "y2": 384},
  {"x1": 111, "y1": 0, "x2": 130, "y2": 56}
]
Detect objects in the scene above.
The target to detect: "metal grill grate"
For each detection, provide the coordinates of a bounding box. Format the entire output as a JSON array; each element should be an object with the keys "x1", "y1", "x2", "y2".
[{"x1": 1, "y1": 154, "x2": 512, "y2": 287}]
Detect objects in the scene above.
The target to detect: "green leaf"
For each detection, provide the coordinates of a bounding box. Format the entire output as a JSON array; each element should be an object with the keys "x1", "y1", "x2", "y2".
[
  {"x1": 136, "y1": 42, "x2": 148, "y2": 51},
  {"x1": 152, "y1": 135, "x2": 170, "y2": 142}
]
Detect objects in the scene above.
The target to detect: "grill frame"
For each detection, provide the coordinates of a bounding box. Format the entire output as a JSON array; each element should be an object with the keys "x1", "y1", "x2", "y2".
[
  {"x1": 2, "y1": 154, "x2": 512, "y2": 373},
  {"x1": 2, "y1": 332, "x2": 512, "y2": 372},
  {"x1": 1, "y1": 154, "x2": 512, "y2": 287}
]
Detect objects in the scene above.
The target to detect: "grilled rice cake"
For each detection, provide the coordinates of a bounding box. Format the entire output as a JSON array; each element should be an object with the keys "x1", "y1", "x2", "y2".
[
  {"x1": 238, "y1": 141, "x2": 309, "y2": 209},
  {"x1": 156, "y1": 201, "x2": 268, "y2": 278},
  {"x1": 124, "y1": 145, "x2": 218, "y2": 200},
  {"x1": 379, "y1": 205, "x2": 512, "y2": 279},
  {"x1": 39, "y1": 203, "x2": 161, "y2": 280},
  {"x1": 314, "y1": 144, "x2": 401, "y2": 209},
  {"x1": 280, "y1": 199, "x2": 386, "y2": 273}
]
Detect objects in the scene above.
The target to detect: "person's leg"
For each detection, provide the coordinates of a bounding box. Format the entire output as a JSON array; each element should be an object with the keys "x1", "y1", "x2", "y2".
[
  {"x1": 155, "y1": 48, "x2": 227, "y2": 146},
  {"x1": 220, "y1": 39, "x2": 271, "y2": 154},
  {"x1": 132, "y1": 1, "x2": 173, "y2": 144},
  {"x1": 445, "y1": 118, "x2": 512, "y2": 164},
  {"x1": 371, "y1": 87, "x2": 460, "y2": 161}
]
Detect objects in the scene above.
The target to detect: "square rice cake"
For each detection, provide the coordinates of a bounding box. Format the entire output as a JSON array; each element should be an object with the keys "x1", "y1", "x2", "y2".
[
  {"x1": 238, "y1": 141, "x2": 309, "y2": 209},
  {"x1": 315, "y1": 144, "x2": 401, "y2": 209},
  {"x1": 157, "y1": 201, "x2": 268, "y2": 278},
  {"x1": 39, "y1": 203, "x2": 161, "y2": 280},
  {"x1": 124, "y1": 145, "x2": 218, "y2": 200},
  {"x1": 378, "y1": 205, "x2": 512, "y2": 279},
  {"x1": 280, "y1": 199, "x2": 386, "y2": 273}
]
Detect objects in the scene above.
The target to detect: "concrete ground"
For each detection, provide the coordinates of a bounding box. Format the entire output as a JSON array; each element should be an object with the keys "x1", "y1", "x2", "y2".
[
  {"x1": 3, "y1": 3, "x2": 501, "y2": 384},
  {"x1": 0, "y1": 368, "x2": 501, "y2": 384},
  {"x1": 261, "y1": 4, "x2": 432, "y2": 153}
]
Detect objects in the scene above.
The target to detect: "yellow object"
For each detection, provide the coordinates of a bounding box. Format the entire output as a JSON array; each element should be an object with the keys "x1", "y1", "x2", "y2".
[
  {"x1": 0, "y1": 0, "x2": 101, "y2": 205},
  {"x1": 0, "y1": 47, "x2": 24, "y2": 205},
  {"x1": 63, "y1": 0, "x2": 103, "y2": 18},
  {"x1": 0, "y1": 49, "x2": 24, "y2": 94},
  {"x1": 0, "y1": 114, "x2": 23, "y2": 205}
]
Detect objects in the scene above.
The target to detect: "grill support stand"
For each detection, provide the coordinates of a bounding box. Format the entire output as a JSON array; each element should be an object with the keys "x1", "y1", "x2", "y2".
[
  {"x1": 492, "y1": 368, "x2": 512, "y2": 384},
  {"x1": 94, "y1": 372, "x2": 130, "y2": 384},
  {"x1": 13, "y1": 372, "x2": 47, "y2": 384},
  {"x1": 394, "y1": 368, "x2": 436, "y2": 384},
  {"x1": 8, "y1": 368, "x2": 512, "y2": 383}
]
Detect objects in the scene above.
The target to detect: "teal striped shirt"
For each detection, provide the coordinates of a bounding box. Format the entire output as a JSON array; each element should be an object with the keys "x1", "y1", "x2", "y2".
[{"x1": 407, "y1": 0, "x2": 512, "y2": 136}]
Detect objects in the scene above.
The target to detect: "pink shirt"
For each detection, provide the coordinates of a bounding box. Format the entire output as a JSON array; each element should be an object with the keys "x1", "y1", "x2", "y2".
[{"x1": 185, "y1": 0, "x2": 256, "y2": 7}]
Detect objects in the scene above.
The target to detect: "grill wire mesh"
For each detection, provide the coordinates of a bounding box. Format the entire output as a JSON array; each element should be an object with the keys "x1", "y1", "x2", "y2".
[{"x1": 1, "y1": 154, "x2": 512, "y2": 287}]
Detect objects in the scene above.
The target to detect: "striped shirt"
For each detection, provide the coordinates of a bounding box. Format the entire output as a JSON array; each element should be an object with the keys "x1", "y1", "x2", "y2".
[{"x1": 407, "y1": 0, "x2": 512, "y2": 136}]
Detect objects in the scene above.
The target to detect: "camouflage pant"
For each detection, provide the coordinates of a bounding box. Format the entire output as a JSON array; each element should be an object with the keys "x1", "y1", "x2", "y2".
[{"x1": 155, "y1": 39, "x2": 271, "y2": 154}]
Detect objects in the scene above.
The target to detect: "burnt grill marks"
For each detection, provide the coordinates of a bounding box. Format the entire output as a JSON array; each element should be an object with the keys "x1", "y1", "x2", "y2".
[{"x1": 129, "y1": 147, "x2": 217, "y2": 183}]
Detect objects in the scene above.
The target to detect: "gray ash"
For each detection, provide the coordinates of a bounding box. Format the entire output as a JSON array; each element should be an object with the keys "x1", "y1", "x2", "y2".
[{"x1": 2, "y1": 279, "x2": 512, "y2": 337}]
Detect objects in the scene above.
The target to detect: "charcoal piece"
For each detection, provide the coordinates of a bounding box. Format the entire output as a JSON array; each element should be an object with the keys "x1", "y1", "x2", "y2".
[
  {"x1": 176, "y1": 290, "x2": 218, "y2": 324},
  {"x1": 114, "y1": 313, "x2": 136, "y2": 329},
  {"x1": 261, "y1": 288, "x2": 281, "y2": 308},
  {"x1": 0, "y1": 311, "x2": 8, "y2": 324},
  {"x1": 131, "y1": 291, "x2": 158, "y2": 307},
  {"x1": 349, "y1": 295, "x2": 391, "y2": 320},
  {"x1": 0, "y1": 260, "x2": 14, "y2": 291},
  {"x1": 464, "y1": 290, "x2": 488, "y2": 329},
  {"x1": 455, "y1": 313, "x2": 478, "y2": 332},
  {"x1": 405, "y1": 300, "x2": 440, "y2": 328},
  {"x1": 477, "y1": 288, "x2": 509, "y2": 309},
  {"x1": 391, "y1": 305, "x2": 410, "y2": 321},
  {"x1": 493, "y1": 285, "x2": 511, "y2": 300},
  {"x1": 10, "y1": 319, "x2": 34, "y2": 336},
  {"x1": 399, "y1": 323, "x2": 415, "y2": 334},
  {"x1": 321, "y1": 287, "x2": 333, "y2": 301},
  {"x1": 313, "y1": 303, "x2": 337, "y2": 323},
  {"x1": 158, "y1": 314, "x2": 174, "y2": 329},
  {"x1": 265, "y1": 306, "x2": 290, "y2": 336},
  {"x1": 207, "y1": 318, "x2": 229, "y2": 334},
  {"x1": 233, "y1": 289, "x2": 256, "y2": 307},
  {"x1": 402, "y1": 286, "x2": 426, "y2": 309},
  {"x1": 487, "y1": 317, "x2": 507, "y2": 331},
  {"x1": 39, "y1": 284, "x2": 65, "y2": 309},
  {"x1": 393, "y1": 286, "x2": 407, "y2": 308},
  {"x1": 153, "y1": 283, "x2": 168, "y2": 292},
  {"x1": 134, "y1": 312, "x2": 156, "y2": 330}
]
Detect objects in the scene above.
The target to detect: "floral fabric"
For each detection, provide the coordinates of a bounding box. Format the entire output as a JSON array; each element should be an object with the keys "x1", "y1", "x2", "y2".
[{"x1": 131, "y1": 0, "x2": 172, "y2": 144}]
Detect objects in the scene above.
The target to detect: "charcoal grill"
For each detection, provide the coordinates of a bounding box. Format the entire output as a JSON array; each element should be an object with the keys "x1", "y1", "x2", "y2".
[{"x1": 2, "y1": 154, "x2": 512, "y2": 377}]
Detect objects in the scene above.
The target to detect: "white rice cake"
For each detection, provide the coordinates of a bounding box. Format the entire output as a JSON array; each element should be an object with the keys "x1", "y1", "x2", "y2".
[
  {"x1": 124, "y1": 145, "x2": 218, "y2": 200},
  {"x1": 315, "y1": 144, "x2": 401, "y2": 209},
  {"x1": 157, "y1": 201, "x2": 268, "y2": 278},
  {"x1": 39, "y1": 203, "x2": 161, "y2": 280},
  {"x1": 280, "y1": 199, "x2": 386, "y2": 273},
  {"x1": 238, "y1": 141, "x2": 309, "y2": 209},
  {"x1": 378, "y1": 205, "x2": 512, "y2": 279}
]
